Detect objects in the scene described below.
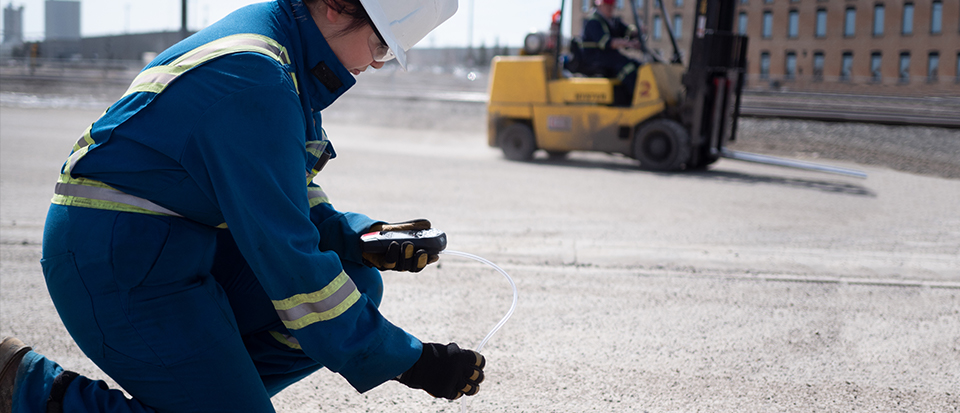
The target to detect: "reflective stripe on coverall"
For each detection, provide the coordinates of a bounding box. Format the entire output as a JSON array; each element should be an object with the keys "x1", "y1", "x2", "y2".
[{"x1": 18, "y1": 1, "x2": 422, "y2": 412}]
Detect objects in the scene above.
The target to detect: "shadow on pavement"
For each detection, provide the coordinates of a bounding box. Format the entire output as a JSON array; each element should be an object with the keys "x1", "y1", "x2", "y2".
[{"x1": 512, "y1": 156, "x2": 876, "y2": 197}]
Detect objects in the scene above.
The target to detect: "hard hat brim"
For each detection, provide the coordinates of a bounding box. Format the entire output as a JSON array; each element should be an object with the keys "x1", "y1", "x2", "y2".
[{"x1": 358, "y1": 0, "x2": 408, "y2": 70}]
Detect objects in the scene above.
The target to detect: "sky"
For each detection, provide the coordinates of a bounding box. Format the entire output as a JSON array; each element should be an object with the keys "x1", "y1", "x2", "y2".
[{"x1": 4, "y1": 0, "x2": 575, "y2": 47}]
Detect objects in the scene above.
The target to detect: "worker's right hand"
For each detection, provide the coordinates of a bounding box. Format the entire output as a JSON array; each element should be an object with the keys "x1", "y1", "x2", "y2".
[
  {"x1": 361, "y1": 220, "x2": 440, "y2": 272},
  {"x1": 394, "y1": 342, "x2": 485, "y2": 400}
]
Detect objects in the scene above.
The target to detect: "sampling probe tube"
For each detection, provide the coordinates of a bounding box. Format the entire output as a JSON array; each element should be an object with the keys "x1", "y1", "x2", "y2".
[{"x1": 438, "y1": 250, "x2": 518, "y2": 412}]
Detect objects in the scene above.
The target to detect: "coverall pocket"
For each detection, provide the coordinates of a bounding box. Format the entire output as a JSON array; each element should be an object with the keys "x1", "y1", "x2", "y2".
[
  {"x1": 41, "y1": 251, "x2": 106, "y2": 358},
  {"x1": 125, "y1": 275, "x2": 240, "y2": 367},
  {"x1": 110, "y1": 213, "x2": 172, "y2": 290}
]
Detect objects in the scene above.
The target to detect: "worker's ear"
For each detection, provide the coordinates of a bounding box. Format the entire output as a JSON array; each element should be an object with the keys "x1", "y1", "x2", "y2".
[{"x1": 324, "y1": 0, "x2": 343, "y2": 24}]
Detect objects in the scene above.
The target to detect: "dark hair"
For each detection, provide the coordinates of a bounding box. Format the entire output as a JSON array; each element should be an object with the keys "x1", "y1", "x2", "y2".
[{"x1": 304, "y1": 0, "x2": 373, "y2": 36}]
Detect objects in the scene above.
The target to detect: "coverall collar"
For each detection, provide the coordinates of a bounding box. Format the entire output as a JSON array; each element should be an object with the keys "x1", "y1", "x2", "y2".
[{"x1": 279, "y1": 0, "x2": 357, "y2": 112}]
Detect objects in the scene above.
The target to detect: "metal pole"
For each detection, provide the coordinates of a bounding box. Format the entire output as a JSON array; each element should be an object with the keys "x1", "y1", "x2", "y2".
[{"x1": 181, "y1": 0, "x2": 188, "y2": 36}]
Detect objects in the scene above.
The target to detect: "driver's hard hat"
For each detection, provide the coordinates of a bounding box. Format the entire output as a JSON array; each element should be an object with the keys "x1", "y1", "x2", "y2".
[{"x1": 359, "y1": 0, "x2": 458, "y2": 70}]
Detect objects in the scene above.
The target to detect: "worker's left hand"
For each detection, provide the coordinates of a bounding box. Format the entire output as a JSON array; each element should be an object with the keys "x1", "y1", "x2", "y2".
[
  {"x1": 361, "y1": 219, "x2": 440, "y2": 272},
  {"x1": 395, "y1": 342, "x2": 486, "y2": 400}
]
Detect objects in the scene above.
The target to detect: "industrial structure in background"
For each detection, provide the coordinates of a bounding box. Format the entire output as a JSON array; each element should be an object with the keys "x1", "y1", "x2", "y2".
[
  {"x1": 571, "y1": 0, "x2": 958, "y2": 96},
  {"x1": 1, "y1": 2, "x2": 24, "y2": 56},
  {"x1": 1, "y1": 0, "x2": 191, "y2": 61},
  {"x1": 1, "y1": 0, "x2": 957, "y2": 97}
]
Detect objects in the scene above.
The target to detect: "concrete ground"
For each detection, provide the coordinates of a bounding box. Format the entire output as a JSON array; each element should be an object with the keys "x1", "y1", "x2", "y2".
[{"x1": 2, "y1": 84, "x2": 959, "y2": 412}]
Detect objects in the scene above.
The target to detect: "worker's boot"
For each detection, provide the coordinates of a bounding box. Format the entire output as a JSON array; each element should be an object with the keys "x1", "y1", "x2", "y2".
[{"x1": 1, "y1": 337, "x2": 32, "y2": 412}]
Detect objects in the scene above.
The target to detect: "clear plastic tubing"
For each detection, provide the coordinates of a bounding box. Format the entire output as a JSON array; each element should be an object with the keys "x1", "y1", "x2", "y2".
[{"x1": 438, "y1": 250, "x2": 518, "y2": 413}]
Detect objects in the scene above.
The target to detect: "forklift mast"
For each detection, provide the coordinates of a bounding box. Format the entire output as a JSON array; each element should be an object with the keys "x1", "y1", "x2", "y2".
[{"x1": 681, "y1": 0, "x2": 748, "y2": 168}]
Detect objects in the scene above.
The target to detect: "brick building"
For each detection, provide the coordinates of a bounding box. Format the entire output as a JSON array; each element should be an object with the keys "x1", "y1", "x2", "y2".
[{"x1": 570, "y1": 0, "x2": 959, "y2": 96}]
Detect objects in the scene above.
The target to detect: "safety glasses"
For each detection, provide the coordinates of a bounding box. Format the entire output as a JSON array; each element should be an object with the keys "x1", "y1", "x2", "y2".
[{"x1": 368, "y1": 24, "x2": 396, "y2": 62}]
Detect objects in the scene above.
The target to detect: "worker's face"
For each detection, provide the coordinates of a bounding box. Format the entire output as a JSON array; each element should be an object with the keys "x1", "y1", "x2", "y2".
[
  {"x1": 311, "y1": 2, "x2": 386, "y2": 75},
  {"x1": 598, "y1": 4, "x2": 614, "y2": 17}
]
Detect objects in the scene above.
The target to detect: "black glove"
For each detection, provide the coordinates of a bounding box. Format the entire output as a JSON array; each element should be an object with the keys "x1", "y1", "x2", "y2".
[
  {"x1": 361, "y1": 219, "x2": 440, "y2": 272},
  {"x1": 395, "y1": 343, "x2": 486, "y2": 400}
]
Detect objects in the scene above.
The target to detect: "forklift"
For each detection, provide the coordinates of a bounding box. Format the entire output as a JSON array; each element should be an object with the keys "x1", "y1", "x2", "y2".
[{"x1": 486, "y1": 0, "x2": 866, "y2": 178}]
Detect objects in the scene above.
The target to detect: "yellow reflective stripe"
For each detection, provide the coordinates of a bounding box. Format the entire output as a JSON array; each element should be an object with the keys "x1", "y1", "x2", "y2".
[
  {"x1": 51, "y1": 175, "x2": 230, "y2": 228},
  {"x1": 73, "y1": 125, "x2": 95, "y2": 151},
  {"x1": 269, "y1": 331, "x2": 302, "y2": 350},
  {"x1": 305, "y1": 140, "x2": 327, "y2": 158},
  {"x1": 290, "y1": 72, "x2": 299, "y2": 93},
  {"x1": 580, "y1": 41, "x2": 600, "y2": 49},
  {"x1": 64, "y1": 146, "x2": 89, "y2": 175},
  {"x1": 307, "y1": 186, "x2": 330, "y2": 208},
  {"x1": 123, "y1": 34, "x2": 291, "y2": 98},
  {"x1": 173, "y1": 34, "x2": 289, "y2": 67},
  {"x1": 617, "y1": 63, "x2": 638, "y2": 82},
  {"x1": 597, "y1": 33, "x2": 610, "y2": 49},
  {"x1": 52, "y1": 175, "x2": 176, "y2": 217},
  {"x1": 272, "y1": 271, "x2": 361, "y2": 330}
]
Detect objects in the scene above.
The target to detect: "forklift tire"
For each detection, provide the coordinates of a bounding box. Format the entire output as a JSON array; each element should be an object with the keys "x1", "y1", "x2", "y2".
[
  {"x1": 499, "y1": 123, "x2": 537, "y2": 161},
  {"x1": 633, "y1": 119, "x2": 692, "y2": 171}
]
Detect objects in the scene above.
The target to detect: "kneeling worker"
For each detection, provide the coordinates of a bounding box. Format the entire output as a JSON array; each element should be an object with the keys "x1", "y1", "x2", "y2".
[{"x1": 0, "y1": 0, "x2": 486, "y2": 412}]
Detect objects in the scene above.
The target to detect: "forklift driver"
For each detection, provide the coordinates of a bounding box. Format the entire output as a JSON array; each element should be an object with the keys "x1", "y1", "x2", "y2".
[{"x1": 580, "y1": 0, "x2": 643, "y2": 106}]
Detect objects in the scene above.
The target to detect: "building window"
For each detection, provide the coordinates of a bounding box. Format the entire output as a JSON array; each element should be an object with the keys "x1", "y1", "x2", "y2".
[
  {"x1": 785, "y1": 52, "x2": 797, "y2": 79},
  {"x1": 763, "y1": 11, "x2": 773, "y2": 38},
  {"x1": 617, "y1": 0, "x2": 624, "y2": 9},
  {"x1": 871, "y1": 52, "x2": 882, "y2": 82},
  {"x1": 902, "y1": 3, "x2": 914, "y2": 35},
  {"x1": 788, "y1": 10, "x2": 799, "y2": 38},
  {"x1": 738, "y1": 12, "x2": 748, "y2": 35},
  {"x1": 760, "y1": 52, "x2": 771, "y2": 79},
  {"x1": 816, "y1": 9, "x2": 827, "y2": 37},
  {"x1": 956, "y1": 52, "x2": 960, "y2": 83},
  {"x1": 673, "y1": 14, "x2": 683, "y2": 38},
  {"x1": 841, "y1": 52, "x2": 853, "y2": 81},
  {"x1": 583, "y1": 0, "x2": 591, "y2": 13},
  {"x1": 873, "y1": 4, "x2": 885, "y2": 36},
  {"x1": 845, "y1": 7, "x2": 857, "y2": 37},
  {"x1": 899, "y1": 52, "x2": 911, "y2": 83},
  {"x1": 675, "y1": 0, "x2": 683, "y2": 7},
  {"x1": 931, "y1": 1, "x2": 942, "y2": 34},
  {"x1": 653, "y1": 15, "x2": 663, "y2": 40},
  {"x1": 927, "y1": 52, "x2": 939, "y2": 82},
  {"x1": 813, "y1": 52, "x2": 825, "y2": 81},
  {"x1": 636, "y1": 0, "x2": 644, "y2": 8}
]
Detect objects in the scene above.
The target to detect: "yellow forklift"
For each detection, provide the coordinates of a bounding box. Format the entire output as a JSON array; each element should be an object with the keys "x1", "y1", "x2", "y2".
[{"x1": 487, "y1": 0, "x2": 866, "y2": 178}]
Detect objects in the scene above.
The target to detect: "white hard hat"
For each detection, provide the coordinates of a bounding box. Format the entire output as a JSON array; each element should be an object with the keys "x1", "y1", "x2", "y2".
[{"x1": 359, "y1": 0, "x2": 458, "y2": 70}]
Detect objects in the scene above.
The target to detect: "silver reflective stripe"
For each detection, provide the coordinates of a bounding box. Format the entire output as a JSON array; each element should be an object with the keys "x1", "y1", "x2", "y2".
[
  {"x1": 305, "y1": 140, "x2": 327, "y2": 158},
  {"x1": 54, "y1": 182, "x2": 183, "y2": 217},
  {"x1": 175, "y1": 37, "x2": 288, "y2": 67},
  {"x1": 307, "y1": 187, "x2": 329, "y2": 208},
  {"x1": 130, "y1": 71, "x2": 179, "y2": 89},
  {"x1": 125, "y1": 34, "x2": 290, "y2": 97},
  {"x1": 274, "y1": 277, "x2": 359, "y2": 323}
]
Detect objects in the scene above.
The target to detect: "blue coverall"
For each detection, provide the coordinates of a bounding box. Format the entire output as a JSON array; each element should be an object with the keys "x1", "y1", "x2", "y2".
[
  {"x1": 15, "y1": 1, "x2": 422, "y2": 411},
  {"x1": 580, "y1": 10, "x2": 641, "y2": 105}
]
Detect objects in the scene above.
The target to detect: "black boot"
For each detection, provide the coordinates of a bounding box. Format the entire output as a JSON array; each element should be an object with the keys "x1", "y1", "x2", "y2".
[{"x1": 1, "y1": 337, "x2": 32, "y2": 413}]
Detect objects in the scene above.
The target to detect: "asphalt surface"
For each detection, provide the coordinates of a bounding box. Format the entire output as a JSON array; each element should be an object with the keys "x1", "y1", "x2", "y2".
[{"x1": 1, "y1": 73, "x2": 959, "y2": 412}]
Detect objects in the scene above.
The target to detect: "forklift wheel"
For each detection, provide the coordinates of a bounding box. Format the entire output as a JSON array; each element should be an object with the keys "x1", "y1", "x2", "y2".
[
  {"x1": 633, "y1": 119, "x2": 692, "y2": 171},
  {"x1": 499, "y1": 123, "x2": 537, "y2": 161}
]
